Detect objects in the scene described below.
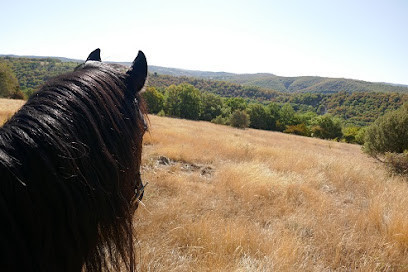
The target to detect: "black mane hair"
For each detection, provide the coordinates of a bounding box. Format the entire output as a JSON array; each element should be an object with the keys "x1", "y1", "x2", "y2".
[{"x1": 0, "y1": 49, "x2": 148, "y2": 271}]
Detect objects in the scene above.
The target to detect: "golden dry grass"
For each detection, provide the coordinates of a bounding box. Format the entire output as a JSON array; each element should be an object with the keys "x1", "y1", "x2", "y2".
[
  {"x1": 2, "y1": 99, "x2": 408, "y2": 271},
  {"x1": 137, "y1": 115, "x2": 408, "y2": 271},
  {"x1": 0, "y1": 98, "x2": 25, "y2": 125}
]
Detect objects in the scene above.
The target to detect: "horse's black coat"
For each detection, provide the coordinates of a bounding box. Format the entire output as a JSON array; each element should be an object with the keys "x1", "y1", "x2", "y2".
[{"x1": 0, "y1": 49, "x2": 148, "y2": 271}]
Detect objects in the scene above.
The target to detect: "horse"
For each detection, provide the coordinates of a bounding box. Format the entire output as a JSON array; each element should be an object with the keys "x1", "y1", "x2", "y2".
[{"x1": 0, "y1": 48, "x2": 148, "y2": 271}]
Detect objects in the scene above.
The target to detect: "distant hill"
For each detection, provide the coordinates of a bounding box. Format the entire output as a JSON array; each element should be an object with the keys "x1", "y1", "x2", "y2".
[
  {"x1": 149, "y1": 66, "x2": 408, "y2": 94},
  {"x1": 3, "y1": 54, "x2": 407, "y2": 94},
  {"x1": 149, "y1": 66, "x2": 235, "y2": 79},
  {"x1": 0, "y1": 54, "x2": 83, "y2": 63}
]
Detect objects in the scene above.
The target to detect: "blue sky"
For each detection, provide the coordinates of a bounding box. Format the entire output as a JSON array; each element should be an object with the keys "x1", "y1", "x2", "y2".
[{"x1": 1, "y1": 0, "x2": 407, "y2": 84}]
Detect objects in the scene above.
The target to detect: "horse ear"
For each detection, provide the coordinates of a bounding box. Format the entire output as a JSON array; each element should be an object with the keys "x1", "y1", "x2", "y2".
[
  {"x1": 126, "y1": 51, "x2": 147, "y2": 95},
  {"x1": 86, "y1": 48, "x2": 101, "y2": 62}
]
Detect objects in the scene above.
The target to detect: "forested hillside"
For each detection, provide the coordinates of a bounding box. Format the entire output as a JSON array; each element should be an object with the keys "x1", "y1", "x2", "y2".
[
  {"x1": 1, "y1": 55, "x2": 407, "y2": 128},
  {"x1": 278, "y1": 92, "x2": 407, "y2": 125},
  {"x1": 149, "y1": 66, "x2": 408, "y2": 94},
  {"x1": 148, "y1": 73, "x2": 280, "y2": 101},
  {"x1": 148, "y1": 73, "x2": 408, "y2": 126},
  {"x1": 0, "y1": 56, "x2": 79, "y2": 96}
]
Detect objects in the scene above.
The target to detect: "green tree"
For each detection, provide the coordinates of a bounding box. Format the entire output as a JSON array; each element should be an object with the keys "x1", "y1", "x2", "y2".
[
  {"x1": 229, "y1": 110, "x2": 250, "y2": 129},
  {"x1": 164, "y1": 83, "x2": 201, "y2": 120},
  {"x1": 164, "y1": 84, "x2": 181, "y2": 116},
  {"x1": 278, "y1": 104, "x2": 297, "y2": 131},
  {"x1": 178, "y1": 84, "x2": 201, "y2": 120},
  {"x1": 200, "y1": 92, "x2": 224, "y2": 121},
  {"x1": 311, "y1": 114, "x2": 343, "y2": 139},
  {"x1": 266, "y1": 102, "x2": 280, "y2": 131},
  {"x1": 248, "y1": 103, "x2": 270, "y2": 130},
  {"x1": 142, "y1": 87, "x2": 164, "y2": 114},
  {"x1": 225, "y1": 97, "x2": 247, "y2": 113},
  {"x1": 0, "y1": 61, "x2": 19, "y2": 98}
]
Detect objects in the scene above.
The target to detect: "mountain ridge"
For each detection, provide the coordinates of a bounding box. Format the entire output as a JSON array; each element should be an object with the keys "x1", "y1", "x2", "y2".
[
  {"x1": 148, "y1": 65, "x2": 408, "y2": 94},
  {"x1": 2, "y1": 54, "x2": 408, "y2": 93}
]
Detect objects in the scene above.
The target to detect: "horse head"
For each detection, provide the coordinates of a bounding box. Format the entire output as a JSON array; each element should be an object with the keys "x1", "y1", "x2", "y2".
[{"x1": 0, "y1": 48, "x2": 148, "y2": 271}]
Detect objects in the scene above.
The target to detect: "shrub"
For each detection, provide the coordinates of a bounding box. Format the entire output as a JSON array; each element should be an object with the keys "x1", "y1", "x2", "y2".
[
  {"x1": 342, "y1": 126, "x2": 362, "y2": 144},
  {"x1": 364, "y1": 104, "x2": 408, "y2": 155},
  {"x1": 211, "y1": 115, "x2": 228, "y2": 125},
  {"x1": 354, "y1": 127, "x2": 366, "y2": 145},
  {"x1": 157, "y1": 109, "x2": 166, "y2": 117},
  {"x1": 311, "y1": 114, "x2": 343, "y2": 139},
  {"x1": 284, "y1": 123, "x2": 310, "y2": 136},
  {"x1": 229, "y1": 110, "x2": 250, "y2": 129},
  {"x1": 10, "y1": 89, "x2": 25, "y2": 100},
  {"x1": 384, "y1": 152, "x2": 408, "y2": 176}
]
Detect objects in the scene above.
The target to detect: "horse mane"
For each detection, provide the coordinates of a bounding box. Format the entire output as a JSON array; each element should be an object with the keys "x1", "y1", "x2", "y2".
[{"x1": 0, "y1": 52, "x2": 147, "y2": 271}]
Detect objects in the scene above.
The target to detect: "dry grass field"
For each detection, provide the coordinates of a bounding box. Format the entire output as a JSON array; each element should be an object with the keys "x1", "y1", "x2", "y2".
[
  {"x1": 2, "y1": 99, "x2": 408, "y2": 271},
  {"x1": 0, "y1": 98, "x2": 25, "y2": 125},
  {"x1": 138, "y1": 116, "x2": 408, "y2": 271}
]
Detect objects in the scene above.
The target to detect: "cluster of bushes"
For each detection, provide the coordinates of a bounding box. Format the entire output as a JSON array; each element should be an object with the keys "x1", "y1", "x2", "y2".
[
  {"x1": 0, "y1": 61, "x2": 25, "y2": 99},
  {"x1": 363, "y1": 103, "x2": 408, "y2": 176},
  {"x1": 142, "y1": 83, "x2": 365, "y2": 143},
  {"x1": 275, "y1": 91, "x2": 407, "y2": 126}
]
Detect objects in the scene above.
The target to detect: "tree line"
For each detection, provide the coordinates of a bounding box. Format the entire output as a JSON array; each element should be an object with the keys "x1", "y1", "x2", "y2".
[{"x1": 142, "y1": 84, "x2": 365, "y2": 144}]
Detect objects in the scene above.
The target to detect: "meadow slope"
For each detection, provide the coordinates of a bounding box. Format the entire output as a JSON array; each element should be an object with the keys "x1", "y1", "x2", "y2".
[
  {"x1": 0, "y1": 98, "x2": 25, "y2": 124},
  {"x1": 138, "y1": 115, "x2": 408, "y2": 271},
  {"x1": 2, "y1": 101, "x2": 408, "y2": 271}
]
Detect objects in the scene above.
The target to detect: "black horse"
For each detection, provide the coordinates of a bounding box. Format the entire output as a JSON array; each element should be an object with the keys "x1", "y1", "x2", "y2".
[{"x1": 0, "y1": 49, "x2": 148, "y2": 271}]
